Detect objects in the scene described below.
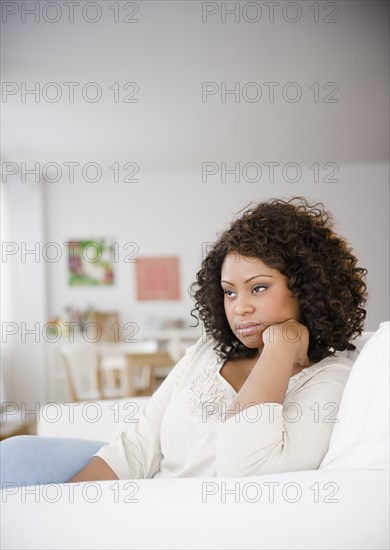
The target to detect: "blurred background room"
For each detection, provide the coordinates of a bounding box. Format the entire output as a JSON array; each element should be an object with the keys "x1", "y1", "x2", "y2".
[{"x1": 1, "y1": 0, "x2": 389, "y2": 437}]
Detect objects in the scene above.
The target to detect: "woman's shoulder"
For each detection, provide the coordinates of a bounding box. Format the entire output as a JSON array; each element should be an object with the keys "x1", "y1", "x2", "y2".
[
  {"x1": 181, "y1": 333, "x2": 219, "y2": 364},
  {"x1": 287, "y1": 352, "x2": 353, "y2": 393},
  {"x1": 315, "y1": 351, "x2": 355, "y2": 370},
  {"x1": 166, "y1": 333, "x2": 221, "y2": 390}
]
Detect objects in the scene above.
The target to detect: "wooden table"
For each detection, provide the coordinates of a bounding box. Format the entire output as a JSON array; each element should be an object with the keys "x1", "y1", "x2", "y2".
[{"x1": 125, "y1": 350, "x2": 174, "y2": 396}]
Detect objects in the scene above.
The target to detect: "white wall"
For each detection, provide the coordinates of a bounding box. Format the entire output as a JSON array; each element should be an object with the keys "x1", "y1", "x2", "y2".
[
  {"x1": 44, "y1": 165, "x2": 389, "y2": 332},
  {"x1": 1, "y1": 173, "x2": 47, "y2": 405},
  {"x1": 1, "y1": 0, "x2": 389, "y2": 406}
]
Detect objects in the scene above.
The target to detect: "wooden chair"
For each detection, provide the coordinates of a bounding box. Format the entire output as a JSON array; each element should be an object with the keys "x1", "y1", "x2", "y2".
[
  {"x1": 98, "y1": 340, "x2": 162, "y2": 396},
  {"x1": 60, "y1": 340, "x2": 165, "y2": 401},
  {"x1": 60, "y1": 345, "x2": 128, "y2": 401}
]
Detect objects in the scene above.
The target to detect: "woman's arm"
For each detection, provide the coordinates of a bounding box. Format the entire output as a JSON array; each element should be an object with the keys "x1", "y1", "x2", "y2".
[
  {"x1": 68, "y1": 457, "x2": 118, "y2": 483},
  {"x1": 66, "y1": 337, "x2": 205, "y2": 482},
  {"x1": 216, "y1": 358, "x2": 352, "y2": 476},
  {"x1": 224, "y1": 319, "x2": 309, "y2": 419},
  {"x1": 215, "y1": 320, "x2": 352, "y2": 476}
]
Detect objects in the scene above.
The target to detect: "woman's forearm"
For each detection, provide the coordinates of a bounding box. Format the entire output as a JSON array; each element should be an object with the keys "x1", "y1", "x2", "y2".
[
  {"x1": 224, "y1": 344, "x2": 295, "y2": 420},
  {"x1": 67, "y1": 456, "x2": 119, "y2": 483}
]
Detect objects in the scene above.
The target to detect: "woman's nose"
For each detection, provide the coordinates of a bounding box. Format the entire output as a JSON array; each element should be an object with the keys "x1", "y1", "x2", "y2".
[{"x1": 233, "y1": 294, "x2": 254, "y2": 315}]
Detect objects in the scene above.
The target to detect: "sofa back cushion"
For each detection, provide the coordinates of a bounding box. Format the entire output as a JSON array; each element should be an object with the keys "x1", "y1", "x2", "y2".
[{"x1": 320, "y1": 322, "x2": 389, "y2": 470}]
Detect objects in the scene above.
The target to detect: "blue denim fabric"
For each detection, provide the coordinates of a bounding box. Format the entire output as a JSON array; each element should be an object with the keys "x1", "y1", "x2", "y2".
[{"x1": 0, "y1": 435, "x2": 106, "y2": 486}]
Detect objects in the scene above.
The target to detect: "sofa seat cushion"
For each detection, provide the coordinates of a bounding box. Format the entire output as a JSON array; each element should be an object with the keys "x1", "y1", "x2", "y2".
[{"x1": 1, "y1": 469, "x2": 388, "y2": 549}]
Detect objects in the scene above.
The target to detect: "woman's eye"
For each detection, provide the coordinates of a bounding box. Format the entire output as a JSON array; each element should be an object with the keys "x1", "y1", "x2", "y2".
[
  {"x1": 223, "y1": 289, "x2": 235, "y2": 297},
  {"x1": 252, "y1": 285, "x2": 267, "y2": 293}
]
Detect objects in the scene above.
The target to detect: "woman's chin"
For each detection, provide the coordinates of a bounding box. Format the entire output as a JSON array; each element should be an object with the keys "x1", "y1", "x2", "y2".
[{"x1": 237, "y1": 333, "x2": 264, "y2": 349}]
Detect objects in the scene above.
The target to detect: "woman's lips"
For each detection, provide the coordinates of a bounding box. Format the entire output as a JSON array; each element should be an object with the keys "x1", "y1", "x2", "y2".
[{"x1": 236, "y1": 324, "x2": 261, "y2": 336}]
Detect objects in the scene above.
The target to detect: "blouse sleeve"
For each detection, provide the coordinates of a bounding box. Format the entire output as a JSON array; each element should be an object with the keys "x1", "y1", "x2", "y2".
[
  {"x1": 215, "y1": 361, "x2": 352, "y2": 476},
  {"x1": 94, "y1": 339, "x2": 200, "y2": 479}
]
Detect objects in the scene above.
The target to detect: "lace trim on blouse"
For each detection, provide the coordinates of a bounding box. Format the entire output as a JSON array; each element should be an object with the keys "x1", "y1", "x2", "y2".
[
  {"x1": 187, "y1": 359, "x2": 235, "y2": 421},
  {"x1": 187, "y1": 357, "x2": 322, "y2": 421}
]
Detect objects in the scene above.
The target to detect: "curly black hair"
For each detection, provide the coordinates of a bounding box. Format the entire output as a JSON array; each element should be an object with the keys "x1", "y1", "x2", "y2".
[{"x1": 189, "y1": 197, "x2": 368, "y2": 364}]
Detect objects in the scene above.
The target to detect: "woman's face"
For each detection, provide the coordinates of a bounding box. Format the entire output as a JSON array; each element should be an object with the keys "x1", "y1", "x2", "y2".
[{"x1": 221, "y1": 252, "x2": 301, "y2": 349}]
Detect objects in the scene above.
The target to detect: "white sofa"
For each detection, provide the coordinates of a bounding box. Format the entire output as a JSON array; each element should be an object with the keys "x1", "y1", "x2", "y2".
[{"x1": 1, "y1": 323, "x2": 389, "y2": 550}]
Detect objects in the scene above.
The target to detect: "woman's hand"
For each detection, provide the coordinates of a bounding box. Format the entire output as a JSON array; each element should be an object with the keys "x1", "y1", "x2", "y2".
[
  {"x1": 225, "y1": 319, "x2": 310, "y2": 418},
  {"x1": 262, "y1": 319, "x2": 310, "y2": 368}
]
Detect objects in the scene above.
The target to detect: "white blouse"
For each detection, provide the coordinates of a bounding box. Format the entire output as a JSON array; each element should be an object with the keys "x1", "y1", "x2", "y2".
[{"x1": 95, "y1": 336, "x2": 354, "y2": 478}]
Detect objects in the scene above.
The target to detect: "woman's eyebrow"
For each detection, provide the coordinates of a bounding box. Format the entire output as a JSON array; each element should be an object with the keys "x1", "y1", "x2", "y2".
[{"x1": 221, "y1": 274, "x2": 274, "y2": 285}]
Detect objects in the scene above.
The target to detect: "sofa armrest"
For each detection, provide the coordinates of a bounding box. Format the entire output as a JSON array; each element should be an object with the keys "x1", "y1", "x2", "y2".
[{"x1": 38, "y1": 397, "x2": 149, "y2": 441}]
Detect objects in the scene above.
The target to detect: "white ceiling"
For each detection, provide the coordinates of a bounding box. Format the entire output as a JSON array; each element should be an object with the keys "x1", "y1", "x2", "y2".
[{"x1": 1, "y1": 0, "x2": 389, "y2": 174}]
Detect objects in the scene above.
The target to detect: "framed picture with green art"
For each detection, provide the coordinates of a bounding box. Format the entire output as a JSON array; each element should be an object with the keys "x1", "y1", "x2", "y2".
[{"x1": 67, "y1": 238, "x2": 114, "y2": 286}]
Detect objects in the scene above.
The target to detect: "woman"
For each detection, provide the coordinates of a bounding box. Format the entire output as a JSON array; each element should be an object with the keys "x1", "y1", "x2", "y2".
[{"x1": 1, "y1": 197, "x2": 367, "y2": 484}]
